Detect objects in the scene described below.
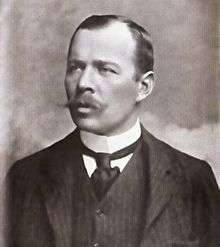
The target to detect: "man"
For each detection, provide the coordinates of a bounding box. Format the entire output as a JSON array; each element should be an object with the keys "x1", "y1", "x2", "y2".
[{"x1": 6, "y1": 15, "x2": 220, "y2": 247}]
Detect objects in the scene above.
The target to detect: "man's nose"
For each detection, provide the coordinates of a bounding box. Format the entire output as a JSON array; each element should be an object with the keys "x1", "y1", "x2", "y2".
[{"x1": 78, "y1": 66, "x2": 95, "y2": 92}]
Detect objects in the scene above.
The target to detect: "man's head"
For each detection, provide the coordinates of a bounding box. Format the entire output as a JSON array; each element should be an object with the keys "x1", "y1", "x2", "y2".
[{"x1": 65, "y1": 15, "x2": 154, "y2": 135}]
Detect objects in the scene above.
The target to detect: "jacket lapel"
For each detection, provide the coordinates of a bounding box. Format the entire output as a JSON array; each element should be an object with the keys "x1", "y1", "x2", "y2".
[
  {"x1": 141, "y1": 127, "x2": 185, "y2": 230},
  {"x1": 39, "y1": 126, "x2": 187, "y2": 246},
  {"x1": 39, "y1": 129, "x2": 84, "y2": 247}
]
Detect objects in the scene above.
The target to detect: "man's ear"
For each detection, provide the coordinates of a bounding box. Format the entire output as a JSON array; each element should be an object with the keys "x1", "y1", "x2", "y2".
[{"x1": 136, "y1": 71, "x2": 154, "y2": 103}]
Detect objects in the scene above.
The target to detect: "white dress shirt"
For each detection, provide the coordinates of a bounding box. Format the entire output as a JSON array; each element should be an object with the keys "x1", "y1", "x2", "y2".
[{"x1": 80, "y1": 119, "x2": 141, "y2": 177}]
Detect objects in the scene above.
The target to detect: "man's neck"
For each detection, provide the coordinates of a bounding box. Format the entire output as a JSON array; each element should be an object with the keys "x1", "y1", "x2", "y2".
[{"x1": 80, "y1": 119, "x2": 141, "y2": 153}]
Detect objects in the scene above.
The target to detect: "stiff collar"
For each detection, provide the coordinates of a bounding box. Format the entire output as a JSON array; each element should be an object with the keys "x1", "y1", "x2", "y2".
[{"x1": 80, "y1": 119, "x2": 141, "y2": 153}]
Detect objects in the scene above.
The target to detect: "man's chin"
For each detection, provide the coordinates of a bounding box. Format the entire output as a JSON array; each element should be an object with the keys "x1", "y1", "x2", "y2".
[{"x1": 72, "y1": 117, "x2": 104, "y2": 135}]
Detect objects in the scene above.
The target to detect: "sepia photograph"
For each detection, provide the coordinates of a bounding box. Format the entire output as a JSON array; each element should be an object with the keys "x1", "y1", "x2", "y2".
[{"x1": 0, "y1": 0, "x2": 220, "y2": 246}]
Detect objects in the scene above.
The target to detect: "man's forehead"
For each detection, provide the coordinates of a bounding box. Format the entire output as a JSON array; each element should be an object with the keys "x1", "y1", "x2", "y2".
[
  {"x1": 79, "y1": 21, "x2": 134, "y2": 42},
  {"x1": 70, "y1": 22, "x2": 136, "y2": 63},
  {"x1": 70, "y1": 22, "x2": 136, "y2": 58}
]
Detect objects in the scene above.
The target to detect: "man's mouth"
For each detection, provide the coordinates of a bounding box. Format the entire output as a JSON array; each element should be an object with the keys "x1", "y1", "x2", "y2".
[
  {"x1": 75, "y1": 102, "x2": 94, "y2": 114},
  {"x1": 65, "y1": 93, "x2": 102, "y2": 115},
  {"x1": 72, "y1": 95, "x2": 102, "y2": 114}
]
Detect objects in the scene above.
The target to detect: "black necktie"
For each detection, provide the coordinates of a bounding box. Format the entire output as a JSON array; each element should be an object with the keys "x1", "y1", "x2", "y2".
[{"x1": 81, "y1": 138, "x2": 141, "y2": 200}]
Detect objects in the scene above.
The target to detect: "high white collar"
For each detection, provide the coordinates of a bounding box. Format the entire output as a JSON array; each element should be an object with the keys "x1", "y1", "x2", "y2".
[{"x1": 80, "y1": 119, "x2": 141, "y2": 153}]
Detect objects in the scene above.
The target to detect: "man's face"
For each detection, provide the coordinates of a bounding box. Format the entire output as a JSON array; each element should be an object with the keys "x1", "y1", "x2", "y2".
[{"x1": 65, "y1": 22, "x2": 140, "y2": 135}]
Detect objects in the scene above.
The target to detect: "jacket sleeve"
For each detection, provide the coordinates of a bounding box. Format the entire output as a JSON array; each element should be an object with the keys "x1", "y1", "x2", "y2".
[
  {"x1": 204, "y1": 164, "x2": 220, "y2": 247},
  {"x1": 193, "y1": 162, "x2": 220, "y2": 247},
  {"x1": 5, "y1": 161, "x2": 55, "y2": 247}
]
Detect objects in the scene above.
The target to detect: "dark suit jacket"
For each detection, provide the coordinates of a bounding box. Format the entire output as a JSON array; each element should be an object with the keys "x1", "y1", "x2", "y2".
[{"x1": 6, "y1": 127, "x2": 220, "y2": 247}]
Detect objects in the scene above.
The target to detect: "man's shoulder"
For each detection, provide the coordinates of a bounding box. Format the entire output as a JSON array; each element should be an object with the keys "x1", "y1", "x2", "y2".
[
  {"x1": 9, "y1": 127, "x2": 217, "y2": 189},
  {"x1": 142, "y1": 127, "x2": 217, "y2": 185},
  {"x1": 8, "y1": 129, "x2": 80, "y2": 177}
]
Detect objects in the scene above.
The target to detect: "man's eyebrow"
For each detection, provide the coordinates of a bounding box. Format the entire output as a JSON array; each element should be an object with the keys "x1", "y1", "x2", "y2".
[
  {"x1": 93, "y1": 60, "x2": 121, "y2": 70},
  {"x1": 67, "y1": 59, "x2": 121, "y2": 72},
  {"x1": 67, "y1": 59, "x2": 85, "y2": 65}
]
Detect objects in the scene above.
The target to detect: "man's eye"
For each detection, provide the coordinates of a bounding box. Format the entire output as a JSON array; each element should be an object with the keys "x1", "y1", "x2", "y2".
[
  {"x1": 99, "y1": 67, "x2": 117, "y2": 74},
  {"x1": 67, "y1": 65, "x2": 82, "y2": 73}
]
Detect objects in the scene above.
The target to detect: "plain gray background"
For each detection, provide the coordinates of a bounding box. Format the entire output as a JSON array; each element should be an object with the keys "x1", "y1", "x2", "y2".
[{"x1": 0, "y1": 1, "x2": 219, "y2": 244}]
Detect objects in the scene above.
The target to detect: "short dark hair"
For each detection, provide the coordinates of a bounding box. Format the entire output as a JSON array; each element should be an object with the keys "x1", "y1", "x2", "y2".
[{"x1": 68, "y1": 15, "x2": 154, "y2": 79}]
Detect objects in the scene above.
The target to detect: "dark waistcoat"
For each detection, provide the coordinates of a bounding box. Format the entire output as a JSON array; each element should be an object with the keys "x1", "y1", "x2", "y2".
[{"x1": 71, "y1": 142, "x2": 148, "y2": 247}]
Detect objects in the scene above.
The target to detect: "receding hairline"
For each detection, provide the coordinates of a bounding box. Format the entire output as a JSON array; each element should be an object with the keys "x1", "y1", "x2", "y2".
[
  {"x1": 68, "y1": 21, "x2": 138, "y2": 79},
  {"x1": 69, "y1": 17, "x2": 137, "y2": 52},
  {"x1": 68, "y1": 15, "x2": 154, "y2": 78}
]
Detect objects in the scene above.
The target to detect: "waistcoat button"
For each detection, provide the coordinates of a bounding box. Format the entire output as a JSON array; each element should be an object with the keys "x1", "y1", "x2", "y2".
[{"x1": 96, "y1": 209, "x2": 103, "y2": 216}]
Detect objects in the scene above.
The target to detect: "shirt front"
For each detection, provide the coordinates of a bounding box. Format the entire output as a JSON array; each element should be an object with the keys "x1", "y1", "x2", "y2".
[{"x1": 80, "y1": 119, "x2": 141, "y2": 177}]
